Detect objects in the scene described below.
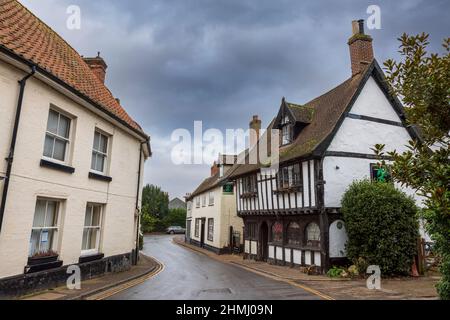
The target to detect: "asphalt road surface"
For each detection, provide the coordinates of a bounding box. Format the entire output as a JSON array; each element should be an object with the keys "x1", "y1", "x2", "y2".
[{"x1": 108, "y1": 235, "x2": 319, "y2": 300}]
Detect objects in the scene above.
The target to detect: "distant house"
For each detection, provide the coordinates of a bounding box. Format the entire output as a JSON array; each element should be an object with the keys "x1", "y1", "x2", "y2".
[
  {"x1": 185, "y1": 155, "x2": 243, "y2": 254},
  {"x1": 0, "y1": 1, "x2": 151, "y2": 296},
  {"x1": 169, "y1": 198, "x2": 186, "y2": 210}
]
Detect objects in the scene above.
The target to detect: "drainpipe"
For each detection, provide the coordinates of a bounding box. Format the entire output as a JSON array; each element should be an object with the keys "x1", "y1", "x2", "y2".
[
  {"x1": 0, "y1": 66, "x2": 36, "y2": 233},
  {"x1": 134, "y1": 140, "x2": 148, "y2": 265}
]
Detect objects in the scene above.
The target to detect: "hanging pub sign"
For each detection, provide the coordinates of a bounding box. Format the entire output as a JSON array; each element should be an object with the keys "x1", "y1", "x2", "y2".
[{"x1": 223, "y1": 183, "x2": 234, "y2": 194}]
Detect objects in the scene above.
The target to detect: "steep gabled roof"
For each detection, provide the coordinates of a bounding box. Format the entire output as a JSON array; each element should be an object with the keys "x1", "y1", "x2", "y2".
[
  {"x1": 227, "y1": 60, "x2": 395, "y2": 179},
  {"x1": 0, "y1": 0, "x2": 147, "y2": 138}
]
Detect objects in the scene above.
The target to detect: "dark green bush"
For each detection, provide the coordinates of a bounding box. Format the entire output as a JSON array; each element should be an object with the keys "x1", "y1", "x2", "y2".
[{"x1": 341, "y1": 180, "x2": 419, "y2": 276}]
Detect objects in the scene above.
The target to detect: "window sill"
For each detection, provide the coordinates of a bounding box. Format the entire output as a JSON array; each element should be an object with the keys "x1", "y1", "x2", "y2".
[
  {"x1": 89, "y1": 172, "x2": 112, "y2": 182},
  {"x1": 79, "y1": 253, "x2": 104, "y2": 264},
  {"x1": 40, "y1": 159, "x2": 75, "y2": 174}
]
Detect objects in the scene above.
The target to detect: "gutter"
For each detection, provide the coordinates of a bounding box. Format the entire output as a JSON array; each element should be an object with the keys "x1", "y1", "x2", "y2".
[{"x1": 0, "y1": 66, "x2": 36, "y2": 232}]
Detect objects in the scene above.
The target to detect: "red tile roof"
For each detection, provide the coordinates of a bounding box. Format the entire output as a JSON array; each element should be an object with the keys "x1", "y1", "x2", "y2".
[{"x1": 0, "y1": 0, "x2": 147, "y2": 137}]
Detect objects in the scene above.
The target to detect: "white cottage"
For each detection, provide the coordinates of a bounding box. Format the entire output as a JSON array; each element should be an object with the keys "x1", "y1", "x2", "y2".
[
  {"x1": 227, "y1": 20, "x2": 422, "y2": 272},
  {"x1": 186, "y1": 155, "x2": 243, "y2": 254},
  {"x1": 0, "y1": 1, "x2": 150, "y2": 295}
]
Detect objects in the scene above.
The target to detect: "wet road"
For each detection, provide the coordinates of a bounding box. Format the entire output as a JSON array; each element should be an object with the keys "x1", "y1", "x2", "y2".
[{"x1": 108, "y1": 235, "x2": 319, "y2": 300}]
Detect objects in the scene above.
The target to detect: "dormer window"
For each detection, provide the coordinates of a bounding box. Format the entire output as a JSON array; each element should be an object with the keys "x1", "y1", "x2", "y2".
[{"x1": 281, "y1": 116, "x2": 293, "y2": 145}]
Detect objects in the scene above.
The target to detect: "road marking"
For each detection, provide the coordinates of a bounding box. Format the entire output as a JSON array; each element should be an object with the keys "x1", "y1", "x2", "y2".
[
  {"x1": 232, "y1": 263, "x2": 334, "y2": 300},
  {"x1": 86, "y1": 257, "x2": 165, "y2": 300},
  {"x1": 174, "y1": 239, "x2": 334, "y2": 300}
]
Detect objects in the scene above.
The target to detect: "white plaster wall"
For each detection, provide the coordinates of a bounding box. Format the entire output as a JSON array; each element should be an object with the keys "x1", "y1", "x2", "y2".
[
  {"x1": 268, "y1": 245, "x2": 275, "y2": 259},
  {"x1": 293, "y1": 249, "x2": 301, "y2": 264},
  {"x1": 0, "y1": 61, "x2": 144, "y2": 278},
  {"x1": 350, "y1": 77, "x2": 402, "y2": 122},
  {"x1": 327, "y1": 118, "x2": 411, "y2": 154},
  {"x1": 284, "y1": 248, "x2": 291, "y2": 262},
  {"x1": 189, "y1": 186, "x2": 242, "y2": 250},
  {"x1": 314, "y1": 252, "x2": 321, "y2": 267}
]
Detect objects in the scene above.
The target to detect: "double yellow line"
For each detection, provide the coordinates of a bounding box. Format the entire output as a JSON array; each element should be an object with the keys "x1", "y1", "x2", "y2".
[{"x1": 86, "y1": 257, "x2": 165, "y2": 300}]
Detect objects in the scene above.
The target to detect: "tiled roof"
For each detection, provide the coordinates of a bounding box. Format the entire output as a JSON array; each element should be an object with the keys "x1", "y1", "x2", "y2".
[
  {"x1": 227, "y1": 63, "x2": 370, "y2": 178},
  {"x1": 0, "y1": 0, "x2": 146, "y2": 136},
  {"x1": 188, "y1": 172, "x2": 221, "y2": 200}
]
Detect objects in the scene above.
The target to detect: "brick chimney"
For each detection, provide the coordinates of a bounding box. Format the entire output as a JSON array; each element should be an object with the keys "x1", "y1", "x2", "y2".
[
  {"x1": 211, "y1": 161, "x2": 220, "y2": 177},
  {"x1": 249, "y1": 115, "x2": 261, "y2": 148},
  {"x1": 83, "y1": 52, "x2": 108, "y2": 83},
  {"x1": 348, "y1": 20, "x2": 374, "y2": 76}
]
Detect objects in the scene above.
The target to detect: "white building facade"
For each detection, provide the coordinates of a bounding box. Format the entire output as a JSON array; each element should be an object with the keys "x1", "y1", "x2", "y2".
[
  {"x1": 0, "y1": 1, "x2": 150, "y2": 295},
  {"x1": 187, "y1": 159, "x2": 243, "y2": 254}
]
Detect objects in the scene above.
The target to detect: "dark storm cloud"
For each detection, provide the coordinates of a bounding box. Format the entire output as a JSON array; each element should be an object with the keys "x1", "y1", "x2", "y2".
[{"x1": 20, "y1": 0, "x2": 450, "y2": 198}]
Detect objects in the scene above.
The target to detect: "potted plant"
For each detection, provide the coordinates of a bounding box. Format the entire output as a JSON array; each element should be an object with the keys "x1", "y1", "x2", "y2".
[{"x1": 28, "y1": 250, "x2": 59, "y2": 266}]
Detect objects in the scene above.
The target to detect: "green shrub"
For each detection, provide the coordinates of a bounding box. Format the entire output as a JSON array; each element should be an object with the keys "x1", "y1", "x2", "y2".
[
  {"x1": 327, "y1": 266, "x2": 345, "y2": 278},
  {"x1": 341, "y1": 180, "x2": 419, "y2": 276},
  {"x1": 141, "y1": 213, "x2": 160, "y2": 233}
]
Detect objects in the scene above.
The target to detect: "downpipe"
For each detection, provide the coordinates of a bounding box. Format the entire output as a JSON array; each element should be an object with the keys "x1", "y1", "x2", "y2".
[{"x1": 0, "y1": 66, "x2": 36, "y2": 232}]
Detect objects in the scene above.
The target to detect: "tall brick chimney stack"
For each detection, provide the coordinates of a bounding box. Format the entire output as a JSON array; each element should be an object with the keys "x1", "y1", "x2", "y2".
[
  {"x1": 83, "y1": 52, "x2": 108, "y2": 83},
  {"x1": 249, "y1": 115, "x2": 261, "y2": 148},
  {"x1": 348, "y1": 20, "x2": 374, "y2": 76}
]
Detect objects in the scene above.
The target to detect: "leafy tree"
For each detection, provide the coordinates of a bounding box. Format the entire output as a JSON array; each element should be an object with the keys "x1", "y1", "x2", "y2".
[
  {"x1": 342, "y1": 180, "x2": 419, "y2": 276},
  {"x1": 374, "y1": 34, "x2": 449, "y2": 298},
  {"x1": 162, "y1": 208, "x2": 187, "y2": 228},
  {"x1": 142, "y1": 184, "x2": 169, "y2": 218}
]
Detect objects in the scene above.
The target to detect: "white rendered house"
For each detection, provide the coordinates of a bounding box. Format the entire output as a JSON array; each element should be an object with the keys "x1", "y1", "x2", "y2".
[{"x1": 0, "y1": 1, "x2": 151, "y2": 295}]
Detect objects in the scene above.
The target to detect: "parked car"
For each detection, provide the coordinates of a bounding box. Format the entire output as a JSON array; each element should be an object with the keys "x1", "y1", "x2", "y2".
[{"x1": 166, "y1": 226, "x2": 186, "y2": 234}]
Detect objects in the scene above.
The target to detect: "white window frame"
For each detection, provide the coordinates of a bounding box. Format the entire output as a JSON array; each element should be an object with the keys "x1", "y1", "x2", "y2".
[
  {"x1": 81, "y1": 203, "x2": 103, "y2": 256},
  {"x1": 208, "y1": 191, "x2": 214, "y2": 206},
  {"x1": 43, "y1": 108, "x2": 72, "y2": 164},
  {"x1": 196, "y1": 197, "x2": 200, "y2": 208},
  {"x1": 202, "y1": 194, "x2": 206, "y2": 207},
  {"x1": 207, "y1": 218, "x2": 214, "y2": 242},
  {"x1": 90, "y1": 130, "x2": 109, "y2": 175},
  {"x1": 29, "y1": 199, "x2": 61, "y2": 257}
]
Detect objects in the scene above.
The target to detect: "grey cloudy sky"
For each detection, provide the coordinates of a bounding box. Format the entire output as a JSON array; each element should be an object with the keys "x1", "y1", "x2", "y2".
[{"x1": 20, "y1": 0, "x2": 449, "y2": 199}]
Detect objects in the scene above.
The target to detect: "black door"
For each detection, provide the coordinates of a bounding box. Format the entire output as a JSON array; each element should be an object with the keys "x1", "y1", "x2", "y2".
[
  {"x1": 259, "y1": 222, "x2": 268, "y2": 261},
  {"x1": 200, "y1": 218, "x2": 206, "y2": 247}
]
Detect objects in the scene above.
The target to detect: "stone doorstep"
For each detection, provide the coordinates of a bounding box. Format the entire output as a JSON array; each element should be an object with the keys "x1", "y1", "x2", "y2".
[{"x1": 20, "y1": 254, "x2": 159, "y2": 300}]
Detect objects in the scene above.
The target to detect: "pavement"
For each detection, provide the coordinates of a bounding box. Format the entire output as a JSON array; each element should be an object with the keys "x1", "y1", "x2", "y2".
[
  {"x1": 173, "y1": 236, "x2": 440, "y2": 300},
  {"x1": 20, "y1": 253, "x2": 161, "y2": 300}
]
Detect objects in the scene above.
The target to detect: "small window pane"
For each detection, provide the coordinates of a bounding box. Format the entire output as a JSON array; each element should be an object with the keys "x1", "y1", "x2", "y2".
[
  {"x1": 58, "y1": 115, "x2": 70, "y2": 138},
  {"x1": 43, "y1": 135, "x2": 55, "y2": 158},
  {"x1": 93, "y1": 131, "x2": 101, "y2": 151},
  {"x1": 99, "y1": 134, "x2": 108, "y2": 153},
  {"x1": 84, "y1": 206, "x2": 93, "y2": 226},
  {"x1": 92, "y1": 206, "x2": 101, "y2": 226},
  {"x1": 45, "y1": 201, "x2": 57, "y2": 227},
  {"x1": 53, "y1": 138, "x2": 66, "y2": 161},
  {"x1": 33, "y1": 201, "x2": 46, "y2": 228},
  {"x1": 47, "y1": 110, "x2": 59, "y2": 134},
  {"x1": 95, "y1": 154, "x2": 105, "y2": 172}
]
